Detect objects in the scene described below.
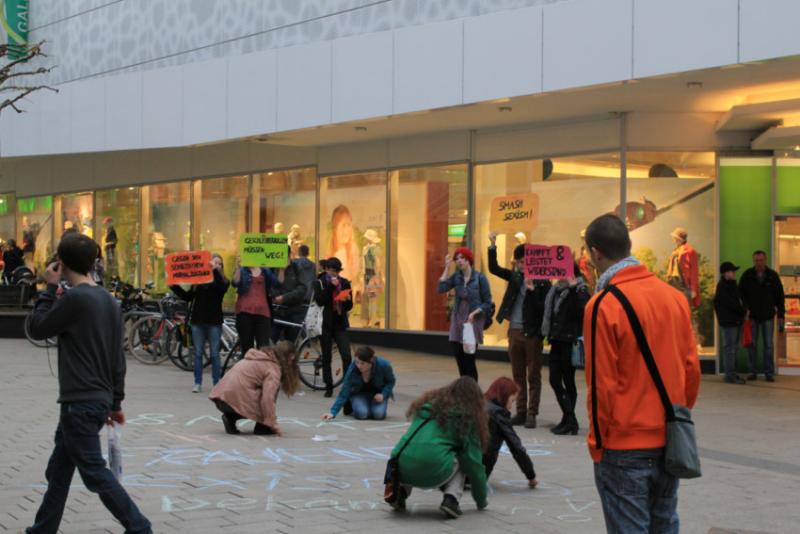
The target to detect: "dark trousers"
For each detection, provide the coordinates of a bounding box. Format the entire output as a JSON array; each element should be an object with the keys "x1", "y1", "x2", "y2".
[
  {"x1": 27, "y1": 402, "x2": 151, "y2": 534},
  {"x1": 271, "y1": 308, "x2": 305, "y2": 344},
  {"x1": 549, "y1": 340, "x2": 577, "y2": 413},
  {"x1": 319, "y1": 328, "x2": 352, "y2": 388},
  {"x1": 450, "y1": 342, "x2": 479, "y2": 382},
  {"x1": 508, "y1": 329, "x2": 543, "y2": 416},
  {"x1": 236, "y1": 312, "x2": 271, "y2": 352}
]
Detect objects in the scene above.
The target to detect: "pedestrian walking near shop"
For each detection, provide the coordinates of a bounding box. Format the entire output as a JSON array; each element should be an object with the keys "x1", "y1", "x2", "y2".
[
  {"x1": 25, "y1": 233, "x2": 152, "y2": 534},
  {"x1": 314, "y1": 257, "x2": 353, "y2": 398},
  {"x1": 541, "y1": 262, "x2": 590, "y2": 435},
  {"x1": 170, "y1": 253, "x2": 230, "y2": 393},
  {"x1": 233, "y1": 255, "x2": 282, "y2": 352},
  {"x1": 739, "y1": 250, "x2": 785, "y2": 382},
  {"x1": 438, "y1": 247, "x2": 493, "y2": 382},
  {"x1": 270, "y1": 245, "x2": 309, "y2": 344},
  {"x1": 294, "y1": 244, "x2": 317, "y2": 301},
  {"x1": 583, "y1": 214, "x2": 700, "y2": 533},
  {"x1": 487, "y1": 232, "x2": 549, "y2": 428},
  {"x1": 2, "y1": 238, "x2": 24, "y2": 284},
  {"x1": 714, "y1": 261, "x2": 747, "y2": 384}
]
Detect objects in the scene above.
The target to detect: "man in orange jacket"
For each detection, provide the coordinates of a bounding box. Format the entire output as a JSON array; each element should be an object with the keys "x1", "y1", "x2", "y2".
[{"x1": 583, "y1": 214, "x2": 700, "y2": 533}]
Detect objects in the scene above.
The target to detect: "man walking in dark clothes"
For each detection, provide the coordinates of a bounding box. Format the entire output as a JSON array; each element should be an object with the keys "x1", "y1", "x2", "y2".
[{"x1": 26, "y1": 233, "x2": 151, "y2": 534}]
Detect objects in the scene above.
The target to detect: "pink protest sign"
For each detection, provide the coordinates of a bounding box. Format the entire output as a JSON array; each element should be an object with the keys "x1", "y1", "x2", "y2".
[{"x1": 523, "y1": 244, "x2": 574, "y2": 280}]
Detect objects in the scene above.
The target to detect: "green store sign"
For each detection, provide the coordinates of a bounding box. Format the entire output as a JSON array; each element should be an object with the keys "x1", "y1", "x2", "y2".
[{"x1": 1, "y1": 0, "x2": 29, "y2": 60}]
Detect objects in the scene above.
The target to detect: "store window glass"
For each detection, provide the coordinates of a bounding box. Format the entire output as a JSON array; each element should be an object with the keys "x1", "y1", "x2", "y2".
[
  {"x1": 197, "y1": 175, "x2": 248, "y2": 308},
  {"x1": 474, "y1": 154, "x2": 621, "y2": 347},
  {"x1": 96, "y1": 187, "x2": 140, "y2": 286},
  {"x1": 16, "y1": 195, "x2": 53, "y2": 277},
  {"x1": 626, "y1": 152, "x2": 716, "y2": 354},
  {"x1": 0, "y1": 192, "x2": 15, "y2": 245},
  {"x1": 141, "y1": 182, "x2": 191, "y2": 294},
  {"x1": 389, "y1": 164, "x2": 468, "y2": 331},
  {"x1": 320, "y1": 172, "x2": 387, "y2": 328},
  {"x1": 256, "y1": 168, "x2": 317, "y2": 260},
  {"x1": 54, "y1": 192, "x2": 94, "y2": 242}
]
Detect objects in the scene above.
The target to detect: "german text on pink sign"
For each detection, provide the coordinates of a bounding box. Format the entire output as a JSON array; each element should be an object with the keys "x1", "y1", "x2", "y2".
[{"x1": 523, "y1": 244, "x2": 574, "y2": 280}]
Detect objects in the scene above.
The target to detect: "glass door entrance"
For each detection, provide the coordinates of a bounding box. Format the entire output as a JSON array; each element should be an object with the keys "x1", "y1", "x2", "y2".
[{"x1": 775, "y1": 216, "x2": 800, "y2": 373}]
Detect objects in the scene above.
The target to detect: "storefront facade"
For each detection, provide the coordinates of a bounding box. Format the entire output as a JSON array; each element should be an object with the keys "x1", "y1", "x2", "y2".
[{"x1": 3, "y1": 0, "x2": 800, "y2": 373}]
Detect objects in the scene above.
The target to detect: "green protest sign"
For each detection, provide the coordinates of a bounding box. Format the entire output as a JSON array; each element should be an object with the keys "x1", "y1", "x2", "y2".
[{"x1": 239, "y1": 233, "x2": 288, "y2": 268}]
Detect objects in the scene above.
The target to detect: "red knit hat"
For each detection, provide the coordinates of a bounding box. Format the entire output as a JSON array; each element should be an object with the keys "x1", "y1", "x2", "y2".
[{"x1": 453, "y1": 247, "x2": 474, "y2": 265}]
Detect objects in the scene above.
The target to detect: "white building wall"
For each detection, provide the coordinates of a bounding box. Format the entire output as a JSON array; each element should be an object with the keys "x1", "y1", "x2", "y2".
[{"x1": 2, "y1": 0, "x2": 799, "y2": 159}]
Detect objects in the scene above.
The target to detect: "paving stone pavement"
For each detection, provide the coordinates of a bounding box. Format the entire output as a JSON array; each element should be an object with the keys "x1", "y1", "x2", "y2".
[{"x1": 1, "y1": 338, "x2": 800, "y2": 533}]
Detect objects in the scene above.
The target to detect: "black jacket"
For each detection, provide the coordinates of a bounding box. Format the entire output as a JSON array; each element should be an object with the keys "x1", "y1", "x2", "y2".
[
  {"x1": 483, "y1": 400, "x2": 535, "y2": 480},
  {"x1": 170, "y1": 269, "x2": 230, "y2": 325},
  {"x1": 269, "y1": 261, "x2": 308, "y2": 308},
  {"x1": 545, "y1": 283, "x2": 590, "y2": 344},
  {"x1": 488, "y1": 246, "x2": 550, "y2": 338},
  {"x1": 2, "y1": 246, "x2": 24, "y2": 277},
  {"x1": 714, "y1": 278, "x2": 746, "y2": 327},
  {"x1": 739, "y1": 267, "x2": 785, "y2": 321},
  {"x1": 313, "y1": 273, "x2": 353, "y2": 331}
]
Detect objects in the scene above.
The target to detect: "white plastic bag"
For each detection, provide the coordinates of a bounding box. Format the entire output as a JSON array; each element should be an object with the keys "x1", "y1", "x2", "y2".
[
  {"x1": 462, "y1": 322, "x2": 477, "y2": 355},
  {"x1": 107, "y1": 422, "x2": 123, "y2": 480}
]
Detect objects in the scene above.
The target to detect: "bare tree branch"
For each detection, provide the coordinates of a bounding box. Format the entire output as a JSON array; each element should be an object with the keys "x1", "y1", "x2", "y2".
[{"x1": 0, "y1": 41, "x2": 57, "y2": 114}]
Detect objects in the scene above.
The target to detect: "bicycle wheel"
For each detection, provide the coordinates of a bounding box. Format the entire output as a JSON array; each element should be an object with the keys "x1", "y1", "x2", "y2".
[
  {"x1": 220, "y1": 339, "x2": 243, "y2": 376},
  {"x1": 122, "y1": 311, "x2": 156, "y2": 354},
  {"x1": 127, "y1": 315, "x2": 172, "y2": 365},
  {"x1": 297, "y1": 337, "x2": 345, "y2": 390},
  {"x1": 24, "y1": 311, "x2": 57, "y2": 348},
  {"x1": 169, "y1": 326, "x2": 212, "y2": 372}
]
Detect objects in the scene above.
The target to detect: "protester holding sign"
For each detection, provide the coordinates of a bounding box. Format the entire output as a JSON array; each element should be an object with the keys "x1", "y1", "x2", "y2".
[
  {"x1": 313, "y1": 257, "x2": 354, "y2": 398},
  {"x1": 169, "y1": 253, "x2": 230, "y2": 393},
  {"x1": 487, "y1": 232, "x2": 550, "y2": 429},
  {"x1": 539, "y1": 260, "x2": 590, "y2": 435},
  {"x1": 233, "y1": 256, "x2": 282, "y2": 353},
  {"x1": 437, "y1": 247, "x2": 493, "y2": 382}
]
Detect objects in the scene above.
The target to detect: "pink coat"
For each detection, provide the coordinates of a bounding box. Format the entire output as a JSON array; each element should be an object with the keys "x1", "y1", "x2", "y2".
[{"x1": 209, "y1": 348, "x2": 282, "y2": 431}]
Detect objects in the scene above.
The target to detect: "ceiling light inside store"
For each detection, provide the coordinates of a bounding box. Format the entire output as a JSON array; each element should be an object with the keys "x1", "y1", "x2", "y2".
[
  {"x1": 686, "y1": 81, "x2": 703, "y2": 89},
  {"x1": 355, "y1": 126, "x2": 368, "y2": 131},
  {"x1": 498, "y1": 106, "x2": 512, "y2": 112}
]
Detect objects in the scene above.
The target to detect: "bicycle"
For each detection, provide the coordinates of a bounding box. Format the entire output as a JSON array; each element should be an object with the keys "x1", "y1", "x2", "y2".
[
  {"x1": 24, "y1": 280, "x2": 69, "y2": 348},
  {"x1": 220, "y1": 306, "x2": 345, "y2": 390},
  {"x1": 127, "y1": 294, "x2": 192, "y2": 366}
]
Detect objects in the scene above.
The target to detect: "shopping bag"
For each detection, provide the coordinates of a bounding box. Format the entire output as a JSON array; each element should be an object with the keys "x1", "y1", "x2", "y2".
[
  {"x1": 107, "y1": 422, "x2": 123, "y2": 480},
  {"x1": 741, "y1": 319, "x2": 753, "y2": 348},
  {"x1": 304, "y1": 301, "x2": 324, "y2": 338},
  {"x1": 462, "y1": 322, "x2": 477, "y2": 355},
  {"x1": 571, "y1": 337, "x2": 585, "y2": 369}
]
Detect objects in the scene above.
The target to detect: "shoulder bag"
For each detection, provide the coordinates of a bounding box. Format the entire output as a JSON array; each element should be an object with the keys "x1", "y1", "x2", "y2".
[
  {"x1": 591, "y1": 284, "x2": 701, "y2": 479},
  {"x1": 384, "y1": 418, "x2": 432, "y2": 504}
]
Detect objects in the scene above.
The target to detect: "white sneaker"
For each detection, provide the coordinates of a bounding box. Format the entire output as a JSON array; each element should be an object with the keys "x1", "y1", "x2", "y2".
[{"x1": 192, "y1": 384, "x2": 201, "y2": 393}]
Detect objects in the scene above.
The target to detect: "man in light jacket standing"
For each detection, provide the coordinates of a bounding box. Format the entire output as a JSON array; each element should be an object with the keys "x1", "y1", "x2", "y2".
[{"x1": 583, "y1": 214, "x2": 700, "y2": 533}]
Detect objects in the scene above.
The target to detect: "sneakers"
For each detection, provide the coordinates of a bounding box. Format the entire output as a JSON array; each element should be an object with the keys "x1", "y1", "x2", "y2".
[
  {"x1": 191, "y1": 384, "x2": 201, "y2": 393},
  {"x1": 724, "y1": 375, "x2": 746, "y2": 385},
  {"x1": 524, "y1": 415, "x2": 537, "y2": 429},
  {"x1": 221, "y1": 413, "x2": 240, "y2": 435},
  {"x1": 509, "y1": 413, "x2": 526, "y2": 426},
  {"x1": 439, "y1": 494, "x2": 462, "y2": 519}
]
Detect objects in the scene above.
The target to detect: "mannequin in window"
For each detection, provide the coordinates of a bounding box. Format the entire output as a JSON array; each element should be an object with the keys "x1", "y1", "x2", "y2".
[
  {"x1": 361, "y1": 229, "x2": 383, "y2": 327},
  {"x1": 328, "y1": 205, "x2": 362, "y2": 300},
  {"x1": 288, "y1": 224, "x2": 304, "y2": 258},
  {"x1": 273, "y1": 222, "x2": 285, "y2": 235},
  {"x1": 103, "y1": 216, "x2": 118, "y2": 280}
]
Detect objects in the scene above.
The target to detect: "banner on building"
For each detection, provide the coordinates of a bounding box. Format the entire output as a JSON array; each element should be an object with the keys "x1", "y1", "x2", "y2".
[
  {"x1": 523, "y1": 244, "x2": 574, "y2": 280},
  {"x1": 165, "y1": 250, "x2": 213, "y2": 285},
  {"x1": 239, "y1": 233, "x2": 288, "y2": 268},
  {"x1": 490, "y1": 193, "x2": 539, "y2": 234},
  {"x1": 1, "y1": 0, "x2": 29, "y2": 60}
]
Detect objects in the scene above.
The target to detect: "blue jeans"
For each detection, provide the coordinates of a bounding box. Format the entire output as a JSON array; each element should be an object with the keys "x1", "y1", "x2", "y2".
[
  {"x1": 27, "y1": 402, "x2": 152, "y2": 534},
  {"x1": 350, "y1": 393, "x2": 388, "y2": 420},
  {"x1": 720, "y1": 326, "x2": 740, "y2": 379},
  {"x1": 594, "y1": 448, "x2": 679, "y2": 534},
  {"x1": 747, "y1": 319, "x2": 774, "y2": 377},
  {"x1": 192, "y1": 323, "x2": 222, "y2": 386}
]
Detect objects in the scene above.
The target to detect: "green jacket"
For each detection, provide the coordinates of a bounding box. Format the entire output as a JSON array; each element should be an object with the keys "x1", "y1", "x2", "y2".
[{"x1": 391, "y1": 403, "x2": 488, "y2": 508}]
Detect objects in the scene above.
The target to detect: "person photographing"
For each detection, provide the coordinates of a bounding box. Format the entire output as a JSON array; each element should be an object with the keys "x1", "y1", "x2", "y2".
[{"x1": 25, "y1": 233, "x2": 151, "y2": 534}]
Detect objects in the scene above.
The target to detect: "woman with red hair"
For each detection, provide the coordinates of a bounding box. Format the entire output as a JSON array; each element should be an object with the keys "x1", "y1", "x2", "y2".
[
  {"x1": 437, "y1": 247, "x2": 493, "y2": 381},
  {"x1": 483, "y1": 377, "x2": 537, "y2": 487}
]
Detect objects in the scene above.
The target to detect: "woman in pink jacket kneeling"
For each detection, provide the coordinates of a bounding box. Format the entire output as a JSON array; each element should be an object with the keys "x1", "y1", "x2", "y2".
[{"x1": 209, "y1": 341, "x2": 299, "y2": 435}]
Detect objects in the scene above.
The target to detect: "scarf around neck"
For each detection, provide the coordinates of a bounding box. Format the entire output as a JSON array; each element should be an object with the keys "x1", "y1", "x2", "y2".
[
  {"x1": 541, "y1": 277, "x2": 587, "y2": 338},
  {"x1": 596, "y1": 256, "x2": 641, "y2": 291}
]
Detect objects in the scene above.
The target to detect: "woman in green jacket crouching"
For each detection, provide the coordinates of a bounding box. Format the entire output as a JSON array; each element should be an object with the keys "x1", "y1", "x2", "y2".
[{"x1": 389, "y1": 376, "x2": 489, "y2": 518}]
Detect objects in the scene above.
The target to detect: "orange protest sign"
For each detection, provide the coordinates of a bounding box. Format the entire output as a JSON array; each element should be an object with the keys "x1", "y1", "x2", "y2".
[
  {"x1": 165, "y1": 250, "x2": 213, "y2": 285},
  {"x1": 489, "y1": 193, "x2": 539, "y2": 234}
]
